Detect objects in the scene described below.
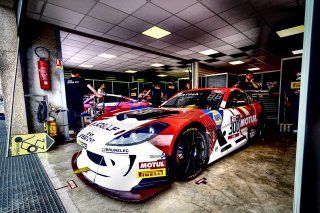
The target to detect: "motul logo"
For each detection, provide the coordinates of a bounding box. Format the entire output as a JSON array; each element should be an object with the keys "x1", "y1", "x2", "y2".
[
  {"x1": 139, "y1": 160, "x2": 166, "y2": 169},
  {"x1": 240, "y1": 115, "x2": 257, "y2": 127}
]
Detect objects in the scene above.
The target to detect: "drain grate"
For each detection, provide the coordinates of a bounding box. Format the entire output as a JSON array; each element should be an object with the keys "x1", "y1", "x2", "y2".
[{"x1": 0, "y1": 120, "x2": 66, "y2": 213}]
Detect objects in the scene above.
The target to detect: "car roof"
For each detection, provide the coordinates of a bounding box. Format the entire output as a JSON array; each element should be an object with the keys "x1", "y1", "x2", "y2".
[{"x1": 180, "y1": 88, "x2": 238, "y2": 93}]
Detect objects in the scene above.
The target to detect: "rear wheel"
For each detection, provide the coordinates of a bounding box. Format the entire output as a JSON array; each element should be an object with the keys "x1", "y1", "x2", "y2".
[{"x1": 169, "y1": 126, "x2": 209, "y2": 181}]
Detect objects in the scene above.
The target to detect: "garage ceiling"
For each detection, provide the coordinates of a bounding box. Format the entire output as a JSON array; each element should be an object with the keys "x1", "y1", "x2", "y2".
[{"x1": 26, "y1": 0, "x2": 305, "y2": 77}]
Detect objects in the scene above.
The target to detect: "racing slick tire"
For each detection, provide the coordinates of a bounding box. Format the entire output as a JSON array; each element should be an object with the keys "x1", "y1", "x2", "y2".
[{"x1": 169, "y1": 126, "x2": 209, "y2": 181}]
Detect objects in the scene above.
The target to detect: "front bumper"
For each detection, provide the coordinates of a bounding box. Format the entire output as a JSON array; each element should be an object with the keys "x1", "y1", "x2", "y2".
[{"x1": 71, "y1": 142, "x2": 171, "y2": 202}]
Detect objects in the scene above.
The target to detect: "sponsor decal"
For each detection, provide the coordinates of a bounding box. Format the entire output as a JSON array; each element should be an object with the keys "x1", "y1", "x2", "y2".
[
  {"x1": 89, "y1": 122, "x2": 120, "y2": 131},
  {"x1": 183, "y1": 127, "x2": 198, "y2": 135},
  {"x1": 139, "y1": 160, "x2": 166, "y2": 169},
  {"x1": 136, "y1": 168, "x2": 166, "y2": 178},
  {"x1": 228, "y1": 132, "x2": 240, "y2": 139},
  {"x1": 212, "y1": 111, "x2": 222, "y2": 125},
  {"x1": 180, "y1": 92, "x2": 198, "y2": 96},
  {"x1": 249, "y1": 129, "x2": 256, "y2": 138},
  {"x1": 231, "y1": 115, "x2": 240, "y2": 122},
  {"x1": 228, "y1": 115, "x2": 257, "y2": 137},
  {"x1": 77, "y1": 140, "x2": 87, "y2": 149},
  {"x1": 66, "y1": 79, "x2": 80, "y2": 84},
  {"x1": 207, "y1": 92, "x2": 224, "y2": 100},
  {"x1": 229, "y1": 115, "x2": 240, "y2": 136},
  {"x1": 78, "y1": 132, "x2": 95, "y2": 143},
  {"x1": 240, "y1": 115, "x2": 257, "y2": 127},
  {"x1": 291, "y1": 81, "x2": 300, "y2": 89},
  {"x1": 150, "y1": 153, "x2": 166, "y2": 159},
  {"x1": 102, "y1": 147, "x2": 129, "y2": 154}
]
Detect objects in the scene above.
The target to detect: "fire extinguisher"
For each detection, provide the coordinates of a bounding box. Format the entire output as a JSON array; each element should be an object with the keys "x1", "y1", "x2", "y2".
[
  {"x1": 44, "y1": 116, "x2": 58, "y2": 137},
  {"x1": 35, "y1": 46, "x2": 51, "y2": 90}
]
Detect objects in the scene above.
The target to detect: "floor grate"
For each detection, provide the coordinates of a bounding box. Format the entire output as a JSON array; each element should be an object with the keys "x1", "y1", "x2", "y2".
[{"x1": 0, "y1": 120, "x2": 66, "y2": 213}]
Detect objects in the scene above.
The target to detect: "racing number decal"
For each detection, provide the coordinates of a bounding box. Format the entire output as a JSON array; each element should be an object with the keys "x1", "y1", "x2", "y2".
[
  {"x1": 229, "y1": 115, "x2": 240, "y2": 136},
  {"x1": 207, "y1": 93, "x2": 223, "y2": 101}
]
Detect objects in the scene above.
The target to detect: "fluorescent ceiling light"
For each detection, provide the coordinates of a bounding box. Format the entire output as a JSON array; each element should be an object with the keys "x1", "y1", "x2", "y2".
[
  {"x1": 125, "y1": 70, "x2": 137, "y2": 73},
  {"x1": 79, "y1": 64, "x2": 93, "y2": 68},
  {"x1": 151, "y1": 63, "x2": 164, "y2": 67},
  {"x1": 98, "y1": 53, "x2": 117, "y2": 58},
  {"x1": 183, "y1": 70, "x2": 189, "y2": 73},
  {"x1": 247, "y1": 67, "x2": 260, "y2": 71},
  {"x1": 276, "y1": 25, "x2": 304, "y2": 38},
  {"x1": 199, "y1": 49, "x2": 219, "y2": 55},
  {"x1": 142, "y1": 26, "x2": 171, "y2": 39},
  {"x1": 157, "y1": 74, "x2": 167, "y2": 77},
  {"x1": 229, "y1": 60, "x2": 244, "y2": 65},
  {"x1": 292, "y1": 49, "x2": 303, "y2": 55}
]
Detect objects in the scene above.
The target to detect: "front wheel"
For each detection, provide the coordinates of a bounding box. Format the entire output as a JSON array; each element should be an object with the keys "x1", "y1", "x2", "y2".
[{"x1": 169, "y1": 126, "x2": 209, "y2": 181}]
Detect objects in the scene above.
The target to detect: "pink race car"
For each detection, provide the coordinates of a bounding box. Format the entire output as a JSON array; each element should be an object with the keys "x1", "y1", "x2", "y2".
[{"x1": 83, "y1": 94, "x2": 150, "y2": 113}]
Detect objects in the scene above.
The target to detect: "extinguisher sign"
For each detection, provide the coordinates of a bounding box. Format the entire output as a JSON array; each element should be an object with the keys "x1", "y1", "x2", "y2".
[{"x1": 56, "y1": 59, "x2": 63, "y2": 69}]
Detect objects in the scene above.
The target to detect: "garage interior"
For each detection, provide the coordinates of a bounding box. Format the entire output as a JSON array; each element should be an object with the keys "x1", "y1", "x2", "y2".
[{"x1": 0, "y1": 0, "x2": 319, "y2": 212}]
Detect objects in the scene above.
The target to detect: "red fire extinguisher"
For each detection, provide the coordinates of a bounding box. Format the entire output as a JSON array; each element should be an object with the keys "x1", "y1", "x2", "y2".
[{"x1": 35, "y1": 47, "x2": 51, "y2": 90}]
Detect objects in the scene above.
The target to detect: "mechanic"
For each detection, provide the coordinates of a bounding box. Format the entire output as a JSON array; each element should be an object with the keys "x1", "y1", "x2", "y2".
[
  {"x1": 151, "y1": 83, "x2": 163, "y2": 107},
  {"x1": 185, "y1": 82, "x2": 191, "y2": 90},
  {"x1": 165, "y1": 79, "x2": 177, "y2": 99},
  {"x1": 65, "y1": 70, "x2": 99, "y2": 137},
  {"x1": 232, "y1": 71, "x2": 260, "y2": 90},
  {"x1": 97, "y1": 83, "x2": 106, "y2": 95},
  {"x1": 138, "y1": 87, "x2": 151, "y2": 101}
]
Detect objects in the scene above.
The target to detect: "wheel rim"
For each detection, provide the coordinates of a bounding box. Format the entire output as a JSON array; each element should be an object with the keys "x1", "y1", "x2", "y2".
[{"x1": 176, "y1": 130, "x2": 207, "y2": 176}]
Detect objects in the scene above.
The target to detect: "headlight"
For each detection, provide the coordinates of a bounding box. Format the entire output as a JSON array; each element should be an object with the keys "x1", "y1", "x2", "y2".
[{"x1": 106, "y1": 122, "x2": 170, "y2": 146}]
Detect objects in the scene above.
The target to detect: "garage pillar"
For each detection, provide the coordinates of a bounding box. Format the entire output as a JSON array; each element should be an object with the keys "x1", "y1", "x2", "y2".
[
  {"x1": 294, "y1": 0, "x2": 320, "y2": 212},
  {"x1": 191, "y1": 61, "x2": 199, "y2": 89},
  {"x1": 0, "y1": 5, "x2": 28, "y2": 135}
]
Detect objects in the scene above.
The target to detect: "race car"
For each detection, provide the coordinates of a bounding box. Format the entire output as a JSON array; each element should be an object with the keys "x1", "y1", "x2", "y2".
[
  {"x1": 72, "y1": 88, "x2": 264, "y2": 202},
  {"x1": 83, "y1": 93, "x2": 150, "y2": 113}
]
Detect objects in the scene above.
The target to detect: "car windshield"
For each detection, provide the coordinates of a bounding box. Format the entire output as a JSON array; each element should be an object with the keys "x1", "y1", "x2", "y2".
[{"x1": 161, "y1": 90, "x2": 224, "y2": 109}]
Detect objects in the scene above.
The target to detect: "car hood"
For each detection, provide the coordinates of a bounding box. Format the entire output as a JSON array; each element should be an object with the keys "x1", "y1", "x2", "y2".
[{"x1": 77, "y1": 108, "x2": 203, "y2": 153}]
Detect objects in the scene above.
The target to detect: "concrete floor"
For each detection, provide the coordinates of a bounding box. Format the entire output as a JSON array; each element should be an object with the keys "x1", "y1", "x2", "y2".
[{"x1": 38, "y1": 126, "x2": 296, "y2": 213}]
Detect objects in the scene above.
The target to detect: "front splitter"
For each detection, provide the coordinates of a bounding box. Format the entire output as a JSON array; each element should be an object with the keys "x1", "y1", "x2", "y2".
[{"x1": 71, "y1": 152, "x2": 171, "y2": 202}]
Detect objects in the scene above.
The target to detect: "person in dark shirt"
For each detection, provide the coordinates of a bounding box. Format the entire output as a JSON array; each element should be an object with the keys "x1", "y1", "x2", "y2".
[
  {"x1": 65, "y1": 70, "x2": 99, "y2": 134},
  {"x1": 166, "y1": 79, "x2": 177, "y2": 99},
  {"x1": 232, "y1": 71, "x2": 260, "y2": 90},
  {"x1": 151, "y1": 83, "x2": 163, "y2": 107}
]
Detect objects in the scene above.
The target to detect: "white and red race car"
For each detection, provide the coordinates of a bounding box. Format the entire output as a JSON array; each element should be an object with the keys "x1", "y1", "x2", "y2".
[{"x1": 72, "y1": 88, "x2": 264, "y2": 201}]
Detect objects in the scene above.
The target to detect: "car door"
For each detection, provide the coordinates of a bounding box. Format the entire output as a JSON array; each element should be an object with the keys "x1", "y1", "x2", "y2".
[{"x1": 222, "y1": 90, "x2": 252, "y2": 146}]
